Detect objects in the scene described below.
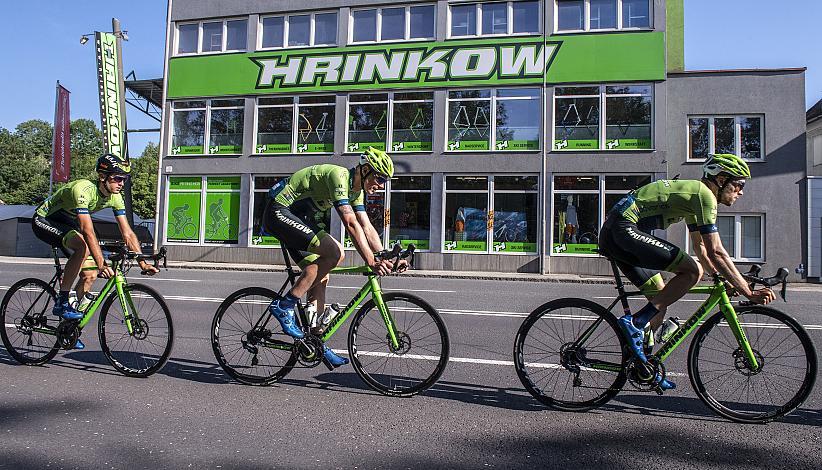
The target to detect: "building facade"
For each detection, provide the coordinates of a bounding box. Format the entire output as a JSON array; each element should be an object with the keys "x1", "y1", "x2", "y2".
[
  {"x1": 806, "y1": 99, "x2": 822, "y2": 281},
  {"x1": 156, "y1": 0, "x2": 808, "y2": 278}
]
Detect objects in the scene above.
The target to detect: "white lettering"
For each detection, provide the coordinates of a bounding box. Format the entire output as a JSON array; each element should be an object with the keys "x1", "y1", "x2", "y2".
[
  {"x1": 360, "y1": 52, "x2": 406, "y2": 82},
  {"x1": 342, "y1": 55, "x2": 361, "y2": 82},
  {"x1": 450, "y1": 48, "x2": 496, "y2": 78},
  {"x1": 300, "y1": 56, "x2": 343, "y2": 84},
  {"x1": 258, "y1": 57, "x2": 302, "y2": 85},
  {"x1": 403, "y1": 49, "x2": 450, "y2": 80},
  {"x1": 500, "y1": 45, "x2": 547, "y2": 76}
]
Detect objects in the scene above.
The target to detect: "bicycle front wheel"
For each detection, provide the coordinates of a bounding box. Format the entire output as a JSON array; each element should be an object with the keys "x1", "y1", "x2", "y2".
[
  {"x1": 349, "y1": 293, "x2": 449, "y2": 397},
  {"x1": 99, "y1": 284, "x2": 174, "y2": 377},
  {"x1": 212, "y1": 287, "x2": 297, "y2": 385},
  {"x1": 514, "y1": 298, "x2": 627, "y2": 411},
  {"x1": 689, "y1": 306, "x2": 817, "y2": 423},
  {"x1": 0, "y1": 278, "x2": 60, "y2": 365}
]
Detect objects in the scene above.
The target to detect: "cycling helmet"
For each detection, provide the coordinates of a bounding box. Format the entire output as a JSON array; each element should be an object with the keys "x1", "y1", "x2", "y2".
[
  {"x1": 702, "y1": 153, "x2": 750, "y2": 179},
  {"x1": 359, "y1": 147, "x2": 394, "y2": 178},
  {"x1": 96, "y1": 153, "x2": 131, "y2": 175}
]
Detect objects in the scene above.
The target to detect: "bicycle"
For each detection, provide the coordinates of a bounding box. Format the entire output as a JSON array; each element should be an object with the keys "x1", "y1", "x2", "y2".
[
  {"x1": 1, "y1": 244, "x2": 174, "y2": 377},
  {"x1": 205, "y1": 218, "x2": 237, "y2": 240},
  {"x1": 171, "y1": 214, "x2": 197, "y2": 239},
  {"x1": 211, "y1": 244, "x2": 450, "y2": 397},
  {"x1": 514, "y1": 258, "x2": 817, "y2": 423}
]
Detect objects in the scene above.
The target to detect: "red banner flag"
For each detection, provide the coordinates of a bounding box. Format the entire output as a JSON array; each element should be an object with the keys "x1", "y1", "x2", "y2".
[{"x1": 51, "y1": 82, "x2": 71, "y2": 183}]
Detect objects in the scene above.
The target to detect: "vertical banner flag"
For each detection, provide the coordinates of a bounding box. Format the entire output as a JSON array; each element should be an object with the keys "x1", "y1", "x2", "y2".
[
  {"x1": 95, "y1": 32, "x2": 126, "y2": 160},
  {"x1": 51, "y1": 83, "x2": 71, "y2": 183}
]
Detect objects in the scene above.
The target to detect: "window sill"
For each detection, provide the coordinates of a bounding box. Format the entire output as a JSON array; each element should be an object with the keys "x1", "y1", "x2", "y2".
[{"x1": 552, "y1": 27, "x2": 654, "y2": 36}]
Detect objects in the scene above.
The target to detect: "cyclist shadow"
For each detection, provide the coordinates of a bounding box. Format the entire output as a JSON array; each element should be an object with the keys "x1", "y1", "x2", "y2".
[{"x1": 606, "y1": 393, "x2": 822, "y2": 427}]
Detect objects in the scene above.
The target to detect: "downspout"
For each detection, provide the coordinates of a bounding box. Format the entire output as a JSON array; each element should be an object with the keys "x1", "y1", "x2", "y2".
[
  {"x1": 539, "y1": 16, "x2": 549, "y2": 275},
  {"x1": 153, "y1": 0, "x2": 173, "y2": 252}
]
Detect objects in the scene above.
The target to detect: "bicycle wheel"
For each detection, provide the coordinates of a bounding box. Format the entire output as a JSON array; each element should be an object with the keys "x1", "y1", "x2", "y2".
[
  {"x1": 349, "y1": 292, "x2": 449, "y2": 397},
  {"x1": 212, "y1": 287, "x2": 297, "y2": 385},
  {"x1": 98, "y1": 284, "x2": 174, "y2": 377},
  {"x1": 689, "y1": 306, "x2": 817, "y2": 423},
  {"x1": 0, "y1": 278, "x2": 60, "y2": 365},
  {"x1": 514, "y1": 298, "x2": 627, "y2": 411},
  {"x1": 182, "y1": 223, "x2": 197, "y2": 239}
]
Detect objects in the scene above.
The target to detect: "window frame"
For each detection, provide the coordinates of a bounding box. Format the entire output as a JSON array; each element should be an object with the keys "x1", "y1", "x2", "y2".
[
  {"x1": 257, "y1": 10, "x2": 339, "y2": 50},
  {"x1": 253, "y1": 95, "x2": 337, "y2": 155},
  {"x1": 174, "y1": 18, "x2": 249, "y2": 56},
  {"x1": 448, "y1": 1, "x2": 543, "y2": 39},
  {"x1": 163, "y1": 175, "x2": 243, "y2": 247},
  {"x1": 349, "y1": 4, "x2": 437, "y2": 44},
  {"x1": 552, "y1": 83, "x2": 654, "y2": 152},
  {"x1": 249, "y1": 174, "x2": 288, "y2": 247},
  {"x1": 345, "y1": 91, "x2": 436, "y2": 154},
  {"x1": 170, "y1": 99, "x2": 245, "y2": 156},
  {"x1": 553, "y1": 0, "x2": 652, "y2": 34},
  {"x1": 441, "y1": 174, "x2": 541, "y2": 255},
  {"x1": 687, "y1": 213, "x2": 766, "y2": 262},
  {"x1": 686, "y1": 115, "x2": 765, "y2": 162},
  {"x1": 447, "y1": 88, "x2": 543, "y2": 153}
]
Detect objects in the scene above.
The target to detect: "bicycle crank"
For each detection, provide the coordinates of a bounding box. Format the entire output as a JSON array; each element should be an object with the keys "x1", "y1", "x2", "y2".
[
  {"x1": 56, "y1": 320, "x2": 81, "y2": 350},
  {"x1": 296, "y1": 335, "x2": 324, "y2": 367}
]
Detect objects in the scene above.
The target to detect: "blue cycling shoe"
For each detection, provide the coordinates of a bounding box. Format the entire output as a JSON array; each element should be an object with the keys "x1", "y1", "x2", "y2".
[
  {"x1": 656, "y1": 374, "x2": 676, "y2": 391},
  {"x1": 73, "y1": 338, "x2": 85, "y2": 350},
  {"x1": 323, "y1": 346, "x2": 349, "y2": 368},
  {"x1": 618, "y1": 314, "x2": 647, "y2": 363},
  {"x1": 53, "y1": 301, "x2": 84, "y2": 321},
  {"x1": 268, "y1": 299, "x2": 304, "y2": 339}
]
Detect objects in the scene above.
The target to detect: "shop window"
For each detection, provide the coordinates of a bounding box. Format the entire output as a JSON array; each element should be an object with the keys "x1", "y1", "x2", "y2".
[
  {"x1": 555, "y1": 0, "x2": 650, "y2": 32},
  {"x1": 687, "y1": 116, "x2": 763, "y2": 161},
  {"x1": 389, "y1": 176, "x2": 432, "y2": 250},
  {"x1": 250, "y1": 175, "x2": 286, "y2": 247},
  {"x1": 448, "y1": 88, "x2": 541, "y2": 152},
  {"x1": 165, "y1": 176, "x2": 241, "y2": 245},
  {"x1": 342, "y1": 188, "x2": 387, "y2": 250},
  {"x1": 450, "y1": 1, "x2": 540, "y2": 38},
  {"x1": 554, "y1": 85, "x2": 653, "y2": 151},
  {"x1": 260, "y1": 12, "x2": 338, "y2": 49},
  {"x1": 391, "y1": 92, "x2": 434, "y2": 152},
  {"x1": 444, "y1": 175, "x2": 539, "y2": 254},
  {"x1": 176, "y1": 19, "x2": 247, "y2": 54},
  {"x1": 255, "y1": 96, "x2": 335, "y2": 154},
  {"x1": 814, "y1": 134, "x2": 822, "y2": 166},
  {"x1": 209, "y1": 99, "x2": 244, "y2": 155},
  {"x1": 171, "y1": 101, "x2": 206, "y2": 155},
  {"x1": 603, "y1": 174, "x2": 651, "y2": 215},
  {"x1": 351, "y1": 5, "x2": 436, "y2": 43},
  {"x1": 689, "y1": 214, "x2": 765, "y2": 262},
  {"x1": 347, "y1": 94, "x2": 389, "y2": 152},
  {"x1": 552, "y1": 176, "x2": 599, "y2": 254}
]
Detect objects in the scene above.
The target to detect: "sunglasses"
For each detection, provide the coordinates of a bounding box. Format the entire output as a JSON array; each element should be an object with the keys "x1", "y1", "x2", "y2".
[
  {"x1": 729, "y1": 179, "x2": 746, "y2": 191},
  {"x1": 374, "y1": 175, "x2": 388, "y2": 184},
  {"x1": 109, "y1": 175, "x2": 130, "y2": 183}
]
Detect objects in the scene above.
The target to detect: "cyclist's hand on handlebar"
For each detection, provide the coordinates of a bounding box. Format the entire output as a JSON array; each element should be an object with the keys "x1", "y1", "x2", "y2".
[
  {"x1": 746, "y1": 287, "x2": 775, "y2": 305},
  {"x1": 98, "y1": 266, "x2": 115, "y2": 279},
  {"x1": 395, "y1": 259, "x2": 409, "y2": 273},
  {"x1": 140, "y1": 263, "x2": 159, "y2": 276},
  {"x1": 370, "y1": 259, "x2": 393, "y2": 276}
]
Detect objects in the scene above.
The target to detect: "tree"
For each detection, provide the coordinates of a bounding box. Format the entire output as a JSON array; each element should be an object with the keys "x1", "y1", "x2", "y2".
[
  {"x1": 131, "y1": 142, "x2": 159, "y2": 219},
  {"x1": 0, "y1": 121, "x2": 51, "y2": 205}
]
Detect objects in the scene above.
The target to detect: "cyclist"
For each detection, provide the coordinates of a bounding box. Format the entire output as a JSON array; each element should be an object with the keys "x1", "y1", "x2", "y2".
[
  {"x1": 31, "y1": 153, "x2": 159, "y2": 348},
  {"x1": 171, "y1": 203, "x2": 191, "y2": 230},
  {"x1": 208, "y1": 198, "x2": 227, "y2": 233},
  {"x1": 598, "y1": 153, "x2": 775, "y2": 389},
  {"x1": 262, "y1": 147, "x2": 405, "y2": 367}
]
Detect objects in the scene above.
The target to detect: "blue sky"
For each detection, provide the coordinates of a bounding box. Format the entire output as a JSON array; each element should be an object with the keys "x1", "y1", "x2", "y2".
[{"x1": 0, "y1": 0, "x2": 820, "y2": 157}]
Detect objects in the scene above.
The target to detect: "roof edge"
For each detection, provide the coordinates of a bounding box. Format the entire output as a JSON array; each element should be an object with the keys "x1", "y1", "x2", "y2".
[{"x1": 668, "y1": 67, "x2": 807, "y2": 75}]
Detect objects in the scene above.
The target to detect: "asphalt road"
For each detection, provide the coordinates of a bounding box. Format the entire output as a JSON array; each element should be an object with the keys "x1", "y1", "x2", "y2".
[{"x1": 1, "y1": 261, "x2": 821, "y2": 469}]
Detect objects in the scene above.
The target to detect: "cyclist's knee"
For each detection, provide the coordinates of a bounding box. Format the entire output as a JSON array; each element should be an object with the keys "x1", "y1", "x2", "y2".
[{"x1": 676, "y1": 256, "x2": 702, "y2": 284}]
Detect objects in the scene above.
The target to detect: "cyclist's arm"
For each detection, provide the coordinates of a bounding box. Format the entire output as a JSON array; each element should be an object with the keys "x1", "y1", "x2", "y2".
[
  {"x1": 689, "y1": 229, "x2": 717, "y2": 274},
  {"x1": 115, "y1": 216, "x2": 158, "y2": 274},
  {"x1": 355, "y1": 210, "x2": 384, "y2": 252},
  {"x1": 702, "y1": 232, "x2": 773, "y2": 302},
  {"x1": 76, "y1": 213, "x2": 107, "y2": 270},
  {"x1": 337, "y1": 204, "x2": 378, "y2": 267}
]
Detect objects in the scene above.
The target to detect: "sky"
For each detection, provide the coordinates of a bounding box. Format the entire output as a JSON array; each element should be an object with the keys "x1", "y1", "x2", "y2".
[{"x1": 0, "y1": 0, "x2": 820, "y2": 157}]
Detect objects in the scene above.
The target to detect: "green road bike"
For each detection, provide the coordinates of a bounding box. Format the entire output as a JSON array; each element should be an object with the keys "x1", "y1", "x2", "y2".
[
  {"x1": 1, "y1": 245, "x2": 174, "y2": 377},
  {"x1": 211, "y1": 244, "x2": 450, "y2": 396},
  {"x1": 514, "y1": 259, "x2": 817, "y2": 423}
]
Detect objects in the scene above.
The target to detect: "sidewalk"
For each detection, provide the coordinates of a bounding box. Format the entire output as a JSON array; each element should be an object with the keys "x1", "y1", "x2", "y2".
[{"x1": 2, "y1": 255, "x2": 820, "y2": 290}]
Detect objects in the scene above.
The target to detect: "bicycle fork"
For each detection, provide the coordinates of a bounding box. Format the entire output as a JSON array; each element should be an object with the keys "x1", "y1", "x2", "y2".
[{"x1": 369, "y1": 277, "x2": 401, "y2": 351}]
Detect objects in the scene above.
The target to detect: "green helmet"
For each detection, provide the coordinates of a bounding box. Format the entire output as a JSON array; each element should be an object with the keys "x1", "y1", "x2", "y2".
[
  {"x1": 359, "y1": 146, "x2": 394, "y2": 178},
  {"x1": 96, "y1": 153, "x2": 131, "y2": 175},
  {"x1": 702, "y1": 153, "x2": 750, "y2": 179}
]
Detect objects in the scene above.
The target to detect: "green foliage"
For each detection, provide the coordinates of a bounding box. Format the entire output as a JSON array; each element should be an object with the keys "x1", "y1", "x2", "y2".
[
  {"x1": 130, "y1": 142, "x2": 159, "y2": 219},
  {"x1": 0, "y1": 121, "x2": 52, "y2": 205}
]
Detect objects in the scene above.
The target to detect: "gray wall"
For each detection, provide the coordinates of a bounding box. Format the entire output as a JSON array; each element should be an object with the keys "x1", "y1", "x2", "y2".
[{"x1": 666, "y1": 69, "x2": 807, "y2": 280}]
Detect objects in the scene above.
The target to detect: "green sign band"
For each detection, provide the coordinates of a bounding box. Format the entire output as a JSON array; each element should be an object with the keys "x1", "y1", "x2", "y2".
[{"x1": 168, "y1": 33, "x2": 664, "y2": 98}]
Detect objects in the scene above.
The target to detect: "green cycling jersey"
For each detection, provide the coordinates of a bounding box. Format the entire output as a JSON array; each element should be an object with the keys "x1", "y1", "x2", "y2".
[
  {"x1": 35, "y1": 179, "x2": 126, "y2": 219},
  {"x1": 612, "y1": 179, "x2": 718, "y2": 233},
  {"x1": 271, "y1": 164, "x2": 365, "y2": 212}
]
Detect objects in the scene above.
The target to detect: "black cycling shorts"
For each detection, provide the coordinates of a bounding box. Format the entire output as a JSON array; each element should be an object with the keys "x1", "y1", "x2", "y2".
[
  {"x1": 31, "y1": 212, "x2": 98, "y2": 269},
  {"x1": 598, "y1": 215, "x2": 686, "y2": 292},
  {"x1": 262, "y1": 199, "x2": 329, "y2": 267}
]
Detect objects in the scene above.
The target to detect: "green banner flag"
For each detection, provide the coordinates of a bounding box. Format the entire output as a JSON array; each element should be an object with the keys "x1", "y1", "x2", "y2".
[{"x1": 95, "y1": 32, "x2": 126, "y2": 159}]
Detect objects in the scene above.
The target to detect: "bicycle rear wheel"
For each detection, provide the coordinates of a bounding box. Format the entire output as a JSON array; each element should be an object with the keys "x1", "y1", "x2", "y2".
[
  {"x1": 0, "y1": 278, "x2": 60, "y2": 365},
  {"x1": 689, "y1": 306, "x2": 817, "y2": 423},
  {"x1": 514, "y1": 298, "x2": 627, "y2": 411},
  {"x1": 99, "y1": 284, "x2": 174, "y2": 377},
  {"x1": 349, "y1": 293, "x2": 449, "y2": 397},
  {"x1": 212, "y1": 287, "x2": 297, "y2": 385}
]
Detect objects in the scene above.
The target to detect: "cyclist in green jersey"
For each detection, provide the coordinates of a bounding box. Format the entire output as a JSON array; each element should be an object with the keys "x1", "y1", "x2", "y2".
[
  {"x1": 32, "y1": 154, "x2": 158, "y2": 343},
  {"x1": 599, "y1": 153, "x2": 775, "y2": 388},
  {"x1": 261, "y1": 147, "x2": 405, "y2": 366}
]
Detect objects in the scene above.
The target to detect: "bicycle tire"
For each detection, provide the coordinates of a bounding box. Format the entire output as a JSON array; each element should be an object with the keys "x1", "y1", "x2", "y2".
[
  {"x1": 212, "y1": 287, "x2": 297, "y2": 385},
  {"x1": 182, "y1": 223, "x2": 197, "y2": 239},
  {"x1": 0, "y1": 278, "x2": 60, "y2": 365},
  {"x1": 514, "y1": 298, "x2": 627, "y2": 411},
  {"x1": 689, "y1": 305, "x2": 817, "y2": 423},
  {"x1": 349, "y1": 292, "x2": 449, "y2": 397},
  {"x1": 98, "y1": 283, "x2": 174, "y2": 377}
]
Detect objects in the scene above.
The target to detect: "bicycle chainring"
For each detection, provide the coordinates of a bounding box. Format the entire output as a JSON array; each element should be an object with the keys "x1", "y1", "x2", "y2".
[
  {"x1": 56, "y1": 320, "x2": 81, "y2": 350},
  {"x1": 627, "y1": 356, "x2": 664, "y2": 392},
  {"x1": 296, "y1": 335, "x2": 324, "y2": 367}
]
